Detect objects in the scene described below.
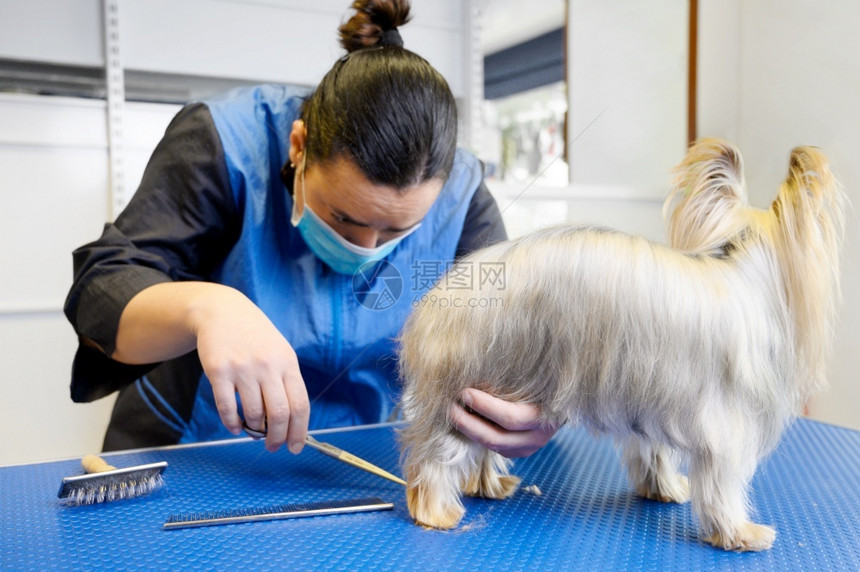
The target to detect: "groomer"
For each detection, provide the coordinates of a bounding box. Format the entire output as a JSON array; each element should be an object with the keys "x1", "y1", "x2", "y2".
[{"x1": 64, "y1": 0, "x2": 556, "y2": 458}]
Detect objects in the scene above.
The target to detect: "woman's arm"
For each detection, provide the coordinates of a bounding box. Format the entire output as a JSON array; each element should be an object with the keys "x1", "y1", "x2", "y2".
[
  {"x1": 65, "y1": 103, "x2": 308, "y2": 453},
  {"x1": 454, "y1": 179, "x2": 508, "y2": 258},
  {"x1": 115, "y1": 281, "x2": 309, "y2": 454},
  {"x1": 66, "y1": 103, "x2": 240, "y2": 362}
]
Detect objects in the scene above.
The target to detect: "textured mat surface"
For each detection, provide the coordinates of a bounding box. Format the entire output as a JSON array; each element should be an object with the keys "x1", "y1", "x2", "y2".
[{"x1": 1, "y1": 419, "x2": 858, "y2": 570}]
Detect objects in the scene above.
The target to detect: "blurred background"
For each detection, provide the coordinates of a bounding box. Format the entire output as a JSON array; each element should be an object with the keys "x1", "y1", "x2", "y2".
[{"x1": 1, "y1": 0, "x2": 857, "y2": 464}]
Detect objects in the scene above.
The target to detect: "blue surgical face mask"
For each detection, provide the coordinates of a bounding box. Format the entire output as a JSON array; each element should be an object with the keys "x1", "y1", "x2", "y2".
[{"x1": 291, "y1": 156, "x2": 421, "y2": 275}]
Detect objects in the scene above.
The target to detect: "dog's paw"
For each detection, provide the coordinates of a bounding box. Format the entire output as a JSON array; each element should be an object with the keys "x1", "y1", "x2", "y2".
[
  {"x1": 705, "y1": 522, "x2": 776, "y2": 552},
  {"x1": 406, "y1": 484, "x2": 465, "y2": 530},
  {"x1": 462, "y1": 472, "x2": 521, "y2": 500},
  {"x1": 636, "y1": 474, "x2": 690, "y2": 504}
]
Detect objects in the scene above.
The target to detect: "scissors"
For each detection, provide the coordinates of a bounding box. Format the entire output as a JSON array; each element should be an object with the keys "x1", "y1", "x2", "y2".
[{"x1": 242, "y1": 422, "x2": 407, "y2": 486}]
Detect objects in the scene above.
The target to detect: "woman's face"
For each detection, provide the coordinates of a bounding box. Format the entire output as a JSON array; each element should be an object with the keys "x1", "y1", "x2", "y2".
[{"x1": 297, "y1": 154, "x2": 443, "y2": 249}]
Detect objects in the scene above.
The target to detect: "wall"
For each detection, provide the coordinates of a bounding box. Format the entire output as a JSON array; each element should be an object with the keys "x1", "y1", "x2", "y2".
[
  {"x1": 698, "y1": 0, "x2": 860, "y2": 429},
  {"x1": 0, "y1": 0, "x2": 465, "y2": 95},
  {"x1": 566, "y1": 0, "x2": 689, "y2": 197},
  {"x1": 0, "y1": 0, "x2": 467, "y2": 465},
  {"x1": 0, "y1": 94, "x2": 110, "y2": 465},
  {"x1": 0, "y1": 96, "x2": 180, "y2": 465},
  {"x1": 489, "y1": 0, "x2": 687, "y2": 243}
]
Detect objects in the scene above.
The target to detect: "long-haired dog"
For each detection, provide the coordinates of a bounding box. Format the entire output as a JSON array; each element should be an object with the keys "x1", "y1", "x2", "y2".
[{"x1": 398, "y1": 139, "x2": 845, "y2": 551}]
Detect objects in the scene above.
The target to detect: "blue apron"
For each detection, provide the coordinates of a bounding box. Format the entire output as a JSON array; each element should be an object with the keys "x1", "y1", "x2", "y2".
[{"x1": 178, "y1": 85, "x2": 481, "y2": 442}]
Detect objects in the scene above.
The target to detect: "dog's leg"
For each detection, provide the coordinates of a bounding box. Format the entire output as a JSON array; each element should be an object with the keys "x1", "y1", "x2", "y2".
[
  {"x1": 461, "y1": 449, "x2": 521, "y2": 500},
  {"x1": 405, "y1": 437, "x2": 520, "y2": 529},
  {"x1": 405, "y1": 461, "x2": 465, "y2": 530},
  {"x1": 690, "y1": 450, "x2": 775, "y2": 551},
  {"x1": 621, "y1": 437, "x2": 690, "y2": 504},
  {"x1": 404, "y1": 432, "x2": 474, "y2": 530}
]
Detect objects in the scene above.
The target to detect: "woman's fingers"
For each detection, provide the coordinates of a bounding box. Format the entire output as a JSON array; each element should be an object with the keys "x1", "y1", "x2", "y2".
[
  {"x1": 450, "y1": 388, "x2": 558, "y2": 458},
  {"x1": 284, "y1": 371, "x2": 310, "y2": 454},
  {"x1": 461, "y1": 388, "x2": 542, "y2": 431},
  {"x1": 207, "y1": 359, "x2": 306, "y2": 453},
  {"x1": 194, "y1": 289, "x2": 310, "y2": 454},
  {"x1": 258, "y1": 373, "x2": 289, "y2": 453},
  {"x1": 210, "y1": 375, "x2": 243, "y2": 436},
  {"x1": 232, "y1": 366, "x2": 309, "y2": 454}
]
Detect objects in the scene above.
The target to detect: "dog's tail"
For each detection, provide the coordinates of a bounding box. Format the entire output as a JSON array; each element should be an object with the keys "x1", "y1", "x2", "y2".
[
  {"x1": 665, "y1": 138, "x2": 750, "y2": 254},
  {"x1": 772, "y1": 146, "x2": 846, "y2": 400}
]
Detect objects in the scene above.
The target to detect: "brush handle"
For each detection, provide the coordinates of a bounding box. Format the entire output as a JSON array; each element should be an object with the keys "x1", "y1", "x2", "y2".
[{"x1": 82, "y1": 454, "x2": 117, "y2": 474}]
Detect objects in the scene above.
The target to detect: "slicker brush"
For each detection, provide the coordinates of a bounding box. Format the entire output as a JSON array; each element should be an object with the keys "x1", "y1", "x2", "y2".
[{"x1": 58, "y1": 454, "x2": 168, "y2": 506}]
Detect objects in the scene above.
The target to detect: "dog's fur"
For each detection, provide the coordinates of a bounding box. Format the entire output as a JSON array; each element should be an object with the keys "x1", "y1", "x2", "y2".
[{"x1": 398, "y1": 139, "x2": 845, "y2": 551}]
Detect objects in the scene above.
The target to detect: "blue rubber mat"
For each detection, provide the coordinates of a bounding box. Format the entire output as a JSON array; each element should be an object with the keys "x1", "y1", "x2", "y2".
[{"x1": 1, "y1": 419, "x2": 858, "y2": 570}]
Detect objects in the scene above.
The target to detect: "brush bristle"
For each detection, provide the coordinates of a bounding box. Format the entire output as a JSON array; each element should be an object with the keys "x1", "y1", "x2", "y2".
[
  {"x1": 58, "y1": 461, "x2": 168, "y2": 506},
  {"x1": 61, "y1": 474, "x2": 165, "y2": 506}
]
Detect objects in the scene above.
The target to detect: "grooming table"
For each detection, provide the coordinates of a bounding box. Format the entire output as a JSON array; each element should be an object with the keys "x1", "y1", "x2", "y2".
[{"x1": 1, "y1": 420, "x2": 857, "y2": 570}]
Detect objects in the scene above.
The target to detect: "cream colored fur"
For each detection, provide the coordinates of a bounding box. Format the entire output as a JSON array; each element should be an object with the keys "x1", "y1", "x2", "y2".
[{"x1": 398, "y1": 139, "x2": 845, "y2": 552}]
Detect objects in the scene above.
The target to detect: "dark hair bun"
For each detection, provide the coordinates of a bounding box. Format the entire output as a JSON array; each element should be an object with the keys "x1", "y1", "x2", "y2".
[{"x1": 339, "y1": 0, "x2": 411, "y2": 52}]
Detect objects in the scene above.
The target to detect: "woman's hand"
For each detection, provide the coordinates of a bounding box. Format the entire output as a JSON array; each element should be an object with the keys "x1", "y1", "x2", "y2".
[
  {"x1": 449, "y1": 388, "x2": 558, "y2": 458},
  {"x1": 191, "y1": 287, "x2": 309, "y2": 454},
  {"x1": 114, "y1": 282, "x2": 310, "y2": 454}
]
